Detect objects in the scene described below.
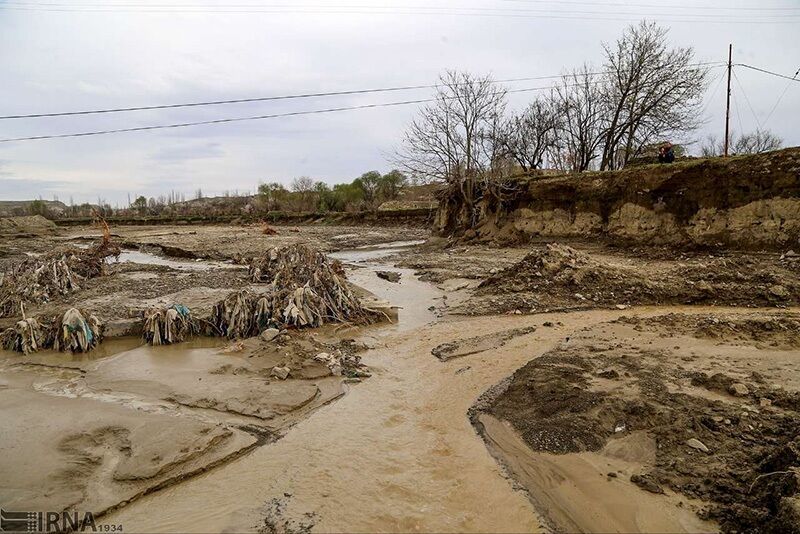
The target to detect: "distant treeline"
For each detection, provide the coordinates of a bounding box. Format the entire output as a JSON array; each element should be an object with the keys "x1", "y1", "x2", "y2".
[{"x1": 18, "y1": 170, "x2": 421, "y2": 220}]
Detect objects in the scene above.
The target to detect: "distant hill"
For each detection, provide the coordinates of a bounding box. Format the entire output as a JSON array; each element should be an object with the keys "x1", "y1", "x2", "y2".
[{"x1": 0, "y1": 200, "x2": 68, "y2": 217}]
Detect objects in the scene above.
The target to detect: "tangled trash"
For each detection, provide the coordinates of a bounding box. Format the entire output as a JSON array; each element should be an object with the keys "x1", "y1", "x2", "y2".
[
  {"x1": 143, "y1": 304, "x2": 197, "y2": 345},
  {"x1": 209, "y1": 244, "x2": 379, "y2": 339},
  {"x1": 0, "y1": 254, "x2": 81, "y2": 318},
  {"x1": 247, "y1": 243, "x2": 378, "y2": 326},
  {"x1": 0, "y1": 220, "x2": 120, "y2": 318},
  {"x1": 1, "y1": 307, "x2": 102, "y2": 354},
  {"x1": 53, "y1": 308, "x2": 102, "y2": 352}
]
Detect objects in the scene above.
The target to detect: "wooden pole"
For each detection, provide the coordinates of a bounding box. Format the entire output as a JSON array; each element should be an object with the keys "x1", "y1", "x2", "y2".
[{"x1": 724, "y1": 43, "x2": 732, "y2": 156}]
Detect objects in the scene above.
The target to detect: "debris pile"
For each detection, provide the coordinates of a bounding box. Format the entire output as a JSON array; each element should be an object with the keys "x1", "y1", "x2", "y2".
[
  {"x1": 260, "y1": 222, "x2": 278, "y2": 235},
  {"x1": 1, "y1": 316, "x2": 51, "y2": 354},
  {"x1": 53, "y1": 308, "x2": 102, "y2": 352},
  {"x1": 143, "y1": 304, "x2": 197, "y2": 345},
  {"x1": 210, "y1": 289, "x2": 274, "y2": 339},
  {"x1": 473, "y1": 243, "x2": 800, "y2": 313},
  {"x1": 0, "y1": 227, "x2": 120, "y2": 318},
  {"x1": 0, "y1": 254, "x2": 81, "y2": 318},
  {"x1": 1, "y1": 307, "x2": 102, "y2": 354},
  {"x1": 246, "y1": 244, "x2": 377, "y2": 328}
]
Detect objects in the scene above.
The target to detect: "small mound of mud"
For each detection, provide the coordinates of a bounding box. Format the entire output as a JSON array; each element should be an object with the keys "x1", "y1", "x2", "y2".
[
  {"x1": 0, "y1": 215, "x2": 57, "y2": 237},
  {"x1": 431, "y1": 326, "x2": 536, "y2": 361},
  {"x1": 473, "y1": 243, "x2": 799, "y2": 313},
  {"x1": 481, "y1": 315, "x2": 800, "y2": 533},
  {"x1": 619, "y1": 312, "x2": 800, "y2": 350}
]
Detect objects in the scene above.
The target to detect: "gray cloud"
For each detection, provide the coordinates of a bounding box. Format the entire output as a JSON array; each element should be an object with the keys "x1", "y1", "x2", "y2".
[
  {"x1": 149, "y1": 142, "x2": 225, "y2": 163},
  {"x1": 0, "y1": 1, "x2": 797, "y2": 205}
]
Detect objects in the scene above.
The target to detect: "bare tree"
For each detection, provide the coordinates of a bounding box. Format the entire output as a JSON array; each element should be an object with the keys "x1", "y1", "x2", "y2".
[
  {"x1": 397, "y1": 70, "x2": 507, "y2": 221},
  {"x1": 497, "y1": 95, "x2": 561, "y2": 172},
  {"x1": 733, "y1": 129, "x2": 783, "y2": 154},
  {"x1": 550, "y1": 65, "x2": 607, "y2": 172},
  {"x1": 599, "y1": 21, "x2": 708, "y2": 170},
  {"x1": 701, "y1": 129, "x2": 782, "y2": 156}
]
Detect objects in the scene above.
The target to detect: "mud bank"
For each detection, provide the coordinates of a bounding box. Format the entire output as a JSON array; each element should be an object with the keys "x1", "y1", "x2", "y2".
[
  {"x1": 473, "y1": 311, "x2": 800, "y2": 533},
  {"x1": 438, "y1": 148, "x2": 800, "y2": 250}
]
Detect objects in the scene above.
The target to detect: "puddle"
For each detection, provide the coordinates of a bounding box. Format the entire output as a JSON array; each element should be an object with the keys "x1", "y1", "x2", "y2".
[
  {"x1": 70, "y1": 240, "x2": 240, "y2": 271},
  {"x1": 332, "y1": 239, "x2": 425, "y2": 263},
  {"x1": 113, "y1": 250, "x2": 240, "y2": 271}
]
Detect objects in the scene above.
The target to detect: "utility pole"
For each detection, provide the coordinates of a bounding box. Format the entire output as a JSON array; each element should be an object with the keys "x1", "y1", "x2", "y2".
[{"x1": 724, "y1": 43, "x2": 732, "y2": 156}]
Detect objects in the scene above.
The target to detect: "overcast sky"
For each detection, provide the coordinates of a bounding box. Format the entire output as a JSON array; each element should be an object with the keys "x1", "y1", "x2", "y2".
[{"x1": 1, "y1": 0, "x2": 798, "y2": 205}]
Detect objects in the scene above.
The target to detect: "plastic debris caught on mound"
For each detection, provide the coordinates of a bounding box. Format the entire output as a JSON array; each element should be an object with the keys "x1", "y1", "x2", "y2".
[
  {"x1": 0, "y1": 229, "x2": 120, "y2": 318},
  {"x1": 1, "y1": 316, "x2": 52, "y2": 355},
  {"x1": 0, "y1": 255, "x2": 81, "y2": 318},
  {"x1": 1, "y1": 307, "x2": 102, "y2": 354},
  {"x1": 143, "y1": 304, "x2": 197, "y2": 345},
  {"x1": 54, "y1": 308, "x2": 102, "y2": 352},
  {"x1": 210, "y1": 244, "x2": 379, "y2": 338},
  {"x1": 248, "y1": 243, "x2": 377, "y2": 326},
  {"x1": 210, "y1": 289, "x2": 277, "y2": 339}
]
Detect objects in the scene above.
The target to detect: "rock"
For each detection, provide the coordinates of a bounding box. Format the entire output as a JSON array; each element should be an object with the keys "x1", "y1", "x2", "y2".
[
  {"x1": 260, "y1": 328, "x2": 281, "y2": 342},
  {"x1": 760, "y1": 397, "x2": 773, "y2": 407},
  {"x1": 686, "y1": 438, "x2": 710, "y2": 453},
  {"x1": 439, "y1": 278, "x2": 471, "y2": 291},
  {"x1": 376, "y1": 270, "x2": 401, "y2": 283},
  {"x1": 597, "y1": 369, "x2": 620, "y2": 379},
  {"x1": 329, "y1": 363, "x2": 342, "y2": 376},
  {"x1": 574, "y1": 293, "x2": 587, "y2": 300},
  {"x1": 615, "y1": 304, "x2": 630, "y2": 310},
  {"x1": 271, "y1": 366, "x2": 290, "y2": 380},
  {"x1": 769, "y1": 284, "x2": 790, "y2": 298},
  {"x1": 542, "y1": 321, "x2": 554, "y2": 327},
  {"x1": 489, "y1": 267, "x2": 500, "y2": 275},
  {"x1": 314, "y1": 352, "x2": 333, "y2": 363},
  {"x1": 630, "y1": 474, "x2": 664, "y2": 494},
  {"x1": 729, "y1": 382, "x2": 750, "y2": 397},
  {"x1": 696, "y1": 280, "x2": 713, "y2": 292}
]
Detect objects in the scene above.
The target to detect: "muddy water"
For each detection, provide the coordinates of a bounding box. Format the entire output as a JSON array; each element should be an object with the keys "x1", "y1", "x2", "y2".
[
  {"x1": 114, "y1": 250, "x2": 240, "y2": 271},
  {"x1": 331, "y1": 240, "x2": 439, "y2": 332}
]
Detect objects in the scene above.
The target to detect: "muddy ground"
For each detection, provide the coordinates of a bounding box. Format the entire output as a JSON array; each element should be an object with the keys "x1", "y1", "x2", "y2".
[{"x1": 1, "y1": 220, "x2": 799, "y2": 532}]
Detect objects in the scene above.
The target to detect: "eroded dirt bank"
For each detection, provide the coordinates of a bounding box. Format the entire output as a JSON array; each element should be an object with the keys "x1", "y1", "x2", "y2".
[{"x1": 436, "y1": 148, "x2": 800, "y2": 249}]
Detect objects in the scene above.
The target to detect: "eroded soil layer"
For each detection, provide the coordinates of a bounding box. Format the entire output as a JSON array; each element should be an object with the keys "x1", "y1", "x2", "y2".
[{"x1": 474, "y1": 311, "x2": 800, "y2": 533}]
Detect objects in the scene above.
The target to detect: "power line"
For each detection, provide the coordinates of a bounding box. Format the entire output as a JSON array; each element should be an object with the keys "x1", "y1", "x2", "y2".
[
  {"x1": 0, "y1": 99, "x2": 432, "y2": 143},
  {"x1": 8, "y1": 0, "x2": 800, "y2": 12},
  {"x1": 501, "y1": 0, "x2": 800, "y2": 11},
  {"x1": 732, "y1": 69, "x2": 761, "y2": 130},
  {"x1": 0, "y1": 84, "x2": 594, "y2": 143},
  {"x1": 3, "y1": 4, "x2": 799, "y2": 23},
  {"x1": 764, "y1": 66, "x2": 800, "y2": 125},
  {"x1": 1, "y1": 63, "x2": 722, "y2": 120},
  {"x1": 737, "y1": 64, "x2": 800, "y2": 83},
  {"x1": 0, "y1": 64, "x2": 729, "y2": 143}
]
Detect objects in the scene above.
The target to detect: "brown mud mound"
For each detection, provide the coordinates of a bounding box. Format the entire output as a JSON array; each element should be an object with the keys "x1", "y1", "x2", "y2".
[
  {"x1": 620, "y1": 312, "x2": 800, "y2": 350},
  {"x1": 478, "y1": 312, "x2": 800, "y2": 533},
  {"x1": 431, "y1": 326, "x2": 536, "y2": 361},
  {"x1": 0, "y1": 215, "x2": 57, "y2": 237},
  {"x1": 470, "y1": 243, "x2": 798, "y2": 313}
]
